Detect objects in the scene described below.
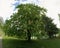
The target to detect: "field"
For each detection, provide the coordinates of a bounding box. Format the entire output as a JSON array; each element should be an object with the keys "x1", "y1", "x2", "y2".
[{"x1": 2, "y1": 36, "x2": 60, "y2": 48}]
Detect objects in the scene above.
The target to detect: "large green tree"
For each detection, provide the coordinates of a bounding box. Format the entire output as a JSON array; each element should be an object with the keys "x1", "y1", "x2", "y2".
[{"x1": 4, "y1": 4, "x2": 47, "y2": 41}]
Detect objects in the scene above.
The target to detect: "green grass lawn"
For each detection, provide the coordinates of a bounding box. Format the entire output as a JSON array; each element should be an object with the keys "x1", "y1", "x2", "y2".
[{"x1": 2, "y1": 36, "x2": 60, "y2": 48}]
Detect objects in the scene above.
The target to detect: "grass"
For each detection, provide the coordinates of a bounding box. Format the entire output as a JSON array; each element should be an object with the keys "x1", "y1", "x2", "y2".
[{"x1": 2, "y1": 36, "x2": 60, "y2": 48}]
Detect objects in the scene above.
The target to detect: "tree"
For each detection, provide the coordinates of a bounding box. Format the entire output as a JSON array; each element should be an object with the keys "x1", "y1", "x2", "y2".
[
  {"x1": 58, "y1": 14, "x2": 60, "y2": 22},
  {"x1": 4, "y1": 4, "x2": 47, "y2": 41},
  {"x1": 0, "y1": 17, "x2": 4, "y2": 29},
  {"x1": 40, "y1": 15, "x2": 58, "y2": 38}
]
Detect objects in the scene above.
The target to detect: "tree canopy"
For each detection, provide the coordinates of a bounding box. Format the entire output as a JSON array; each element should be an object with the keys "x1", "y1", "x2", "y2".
[
  {"x1": 4, "y1": 4, "x2": 47, "y2": 41},
  {"x1": 4, "y1": 4, "x2": 58, "y2": 40}
]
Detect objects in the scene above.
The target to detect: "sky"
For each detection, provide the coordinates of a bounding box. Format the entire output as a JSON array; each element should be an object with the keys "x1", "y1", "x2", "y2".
[{"x1": 0, "y1": 0, "x2": 60, "y2": 28}]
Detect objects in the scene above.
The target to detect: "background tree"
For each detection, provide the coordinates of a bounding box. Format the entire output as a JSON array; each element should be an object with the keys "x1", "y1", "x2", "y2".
[
  {"x1": 58, "y1": 14, "x2": 60, "y2": 22},
  {"x1": 0, "y1": 17, "x2": 4, "y2": 28},
  {"x1": 0, "y1": 17, "x2": 4, "y2": 36},
  {"x1": 40, "y1": 15, "x2": 58, "y2": 38},
  {"x1": 58, "y1": 14, "x2": 60, "y2": 38},
  {"x1": 4, "y1": 4, "x2": 47, "y2": 41}
]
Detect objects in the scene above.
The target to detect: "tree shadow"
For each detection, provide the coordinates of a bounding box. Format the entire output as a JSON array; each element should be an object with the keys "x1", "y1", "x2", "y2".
[{"x1": 3, "y1": 38, "x2": 43, "y2": 48}]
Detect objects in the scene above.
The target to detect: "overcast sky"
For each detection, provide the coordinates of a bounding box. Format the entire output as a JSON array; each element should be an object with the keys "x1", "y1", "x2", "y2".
[{"x1": 0, "y1": 0, "x2": 60, "y2": 28}]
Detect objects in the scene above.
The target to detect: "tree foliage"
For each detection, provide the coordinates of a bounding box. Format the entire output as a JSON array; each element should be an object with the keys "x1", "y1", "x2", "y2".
[
  {"x1": 40, "y1": 15, "x2": 58, "y2": 38},
  {"x1": 4, "y1": 4, "x2": 47, "y2": 40},
  {"x1": 58, "y1": 14, "x2": 60, "y2": 22}
]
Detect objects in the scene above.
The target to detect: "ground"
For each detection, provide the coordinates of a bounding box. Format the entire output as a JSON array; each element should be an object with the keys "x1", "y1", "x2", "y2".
[{"x1": 2, "y1": 36, "x2": 60, "y2": 48}]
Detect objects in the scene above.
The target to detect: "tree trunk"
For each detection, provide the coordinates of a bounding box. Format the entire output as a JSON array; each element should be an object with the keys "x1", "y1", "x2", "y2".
[
  {"x1": 27, "y1": 30, "x2": 31, "y2": 41},
  {"x1": 49, "y1": 35, "x2": 52, "y2": 39}
]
